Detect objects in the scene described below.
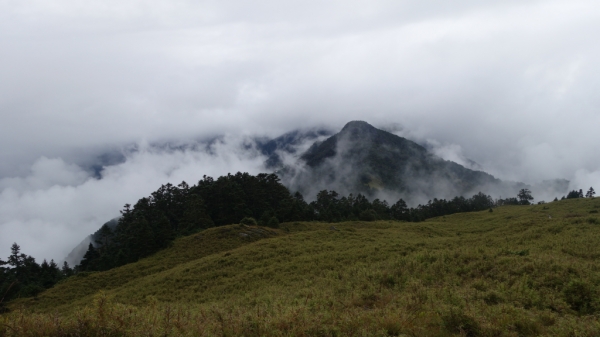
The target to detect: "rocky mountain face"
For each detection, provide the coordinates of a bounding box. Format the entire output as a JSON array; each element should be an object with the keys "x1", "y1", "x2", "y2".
[
  {"x1": 279, "y1": 121, "x2": 524, "y2": 203},
  {"x1": 255, "y1": 128, "x2": 333, "y2": 169}
]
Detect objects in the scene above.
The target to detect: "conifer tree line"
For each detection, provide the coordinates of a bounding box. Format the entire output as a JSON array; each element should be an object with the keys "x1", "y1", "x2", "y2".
[
  {"x1": 2, "y1": 171, "x2": 595, "y2": 307},
  {"x1": 77, "y1": 173, "x2": 301, "y2": 272},
  {"x1": 564, "y1": 187, "x2": 595, "y2": 199},
  {"x1": 0, "y1": 243, "x2": 73, "y2": 311}
]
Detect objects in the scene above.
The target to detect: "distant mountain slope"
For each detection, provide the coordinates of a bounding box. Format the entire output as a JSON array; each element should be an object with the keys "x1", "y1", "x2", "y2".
[
  {"x1": 63, "y1": 218, "x2": 119, "y2": 267},
  {"x1": 255, "y1": 128, "x2": 332, "y2": 168},
  {"x1": 281, "y1": 121, "x2": 523, "y2": 202}
]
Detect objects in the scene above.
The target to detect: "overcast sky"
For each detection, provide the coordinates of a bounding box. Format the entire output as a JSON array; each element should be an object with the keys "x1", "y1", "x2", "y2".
[{"x1": 2, "y1": 0, "x2": 600, "y2": 262}]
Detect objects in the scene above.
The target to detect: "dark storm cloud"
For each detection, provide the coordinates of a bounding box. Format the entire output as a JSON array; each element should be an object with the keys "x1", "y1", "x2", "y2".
[{"x1": 1, "y1": 0, "x2": 600, "y2": 260}]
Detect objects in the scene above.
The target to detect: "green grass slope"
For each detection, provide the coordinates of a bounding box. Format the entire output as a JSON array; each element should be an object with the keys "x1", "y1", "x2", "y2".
[
  {"x1": 9, "y1": 225, "x2": 280, "y2": 313},
  {"x1": 3, "y1": 198, "x2": 600, "y2": 336}
]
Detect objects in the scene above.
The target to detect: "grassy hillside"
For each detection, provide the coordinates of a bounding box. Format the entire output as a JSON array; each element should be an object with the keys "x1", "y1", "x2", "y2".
[{"x1": 2, "y1": 198, "x2": 600, "y2": 336}]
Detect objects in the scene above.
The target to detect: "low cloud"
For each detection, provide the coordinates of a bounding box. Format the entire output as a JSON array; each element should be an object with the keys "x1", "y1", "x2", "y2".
[{"x1": 0, "y1": 136, "x2": 267, "y2": 262}]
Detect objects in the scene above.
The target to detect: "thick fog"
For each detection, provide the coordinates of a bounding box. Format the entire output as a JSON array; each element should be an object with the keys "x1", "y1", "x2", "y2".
[{"x1": 2, "y1": 0, "x2": 600, "y2": 261}]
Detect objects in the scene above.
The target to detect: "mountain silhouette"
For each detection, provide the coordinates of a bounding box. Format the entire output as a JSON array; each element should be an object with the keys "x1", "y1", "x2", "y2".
[{"x1": 281, "y1": 121, "x2": 521, "y2": 202}]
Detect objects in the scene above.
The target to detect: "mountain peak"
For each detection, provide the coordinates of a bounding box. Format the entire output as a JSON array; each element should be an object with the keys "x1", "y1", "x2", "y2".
[
  {"x1": 301, "y1": 120, "x2": 412, "y2": 167},
  {"x1": 291, "y1": 120, "x2": 507, "y2": 200},
  {"x1": 338, "y1": 121, "x2": 379, "y2": 142},
  {"x1": 341, "y1": 120, "x2": 373, "y2": 131}
]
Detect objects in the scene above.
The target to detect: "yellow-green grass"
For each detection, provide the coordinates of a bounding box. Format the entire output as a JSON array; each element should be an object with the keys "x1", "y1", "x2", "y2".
[{"x1": 2, "y1": 198, "x2": 600, "y2": 336}]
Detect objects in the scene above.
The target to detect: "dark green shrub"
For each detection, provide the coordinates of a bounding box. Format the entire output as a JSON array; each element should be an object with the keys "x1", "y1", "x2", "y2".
[
  {"x1": 17, "y1": 284, "x2": 45, "y2": 298},
  {"x1": 258, "y1": 211, "x2": 275, "y2": 227},
  {"x1": 359, "y1": 209, "x2": 377, "y2": 222},
  {"x1": 537, "y1": 313, "x2": 556, "y2": 327},
  {"x1": 379, "y1": 274, "x2": 396, "y2": 289},
  {"x1": 563, "y1": 280, "x2": 597, "y2": 314},
  {"x1": 240, "y1": 217, "x2": 257, "y2": 226},
  {"x1": 381, "y1": 318, "x2": 403, "y2": 336},
  {"x1": 483, "y1": 291, "x2": 503, "y2": 305},
  {"x1": 513, "y1": 318, "x2": 542, "y2": 337},
  {"x1": 267, "y1": 216, "x2": 280, "y2": 228},
  {"x1": 441, "y1": 310, "x2": 481, "y2": 337}
]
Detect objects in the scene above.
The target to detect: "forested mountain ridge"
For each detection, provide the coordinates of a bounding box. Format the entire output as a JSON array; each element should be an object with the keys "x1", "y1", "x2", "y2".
[{"x1": 71, "y1": 173, "x2": 304, "y2": 273}]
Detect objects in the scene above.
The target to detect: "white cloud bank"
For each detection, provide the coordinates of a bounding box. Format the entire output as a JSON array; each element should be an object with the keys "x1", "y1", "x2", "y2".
[
  {"x1": 0, "y1": 138, "x2": 267, "y2": 262},
  {"x1": 2, "y1": 0, "x2": 600, "y2": 260}
]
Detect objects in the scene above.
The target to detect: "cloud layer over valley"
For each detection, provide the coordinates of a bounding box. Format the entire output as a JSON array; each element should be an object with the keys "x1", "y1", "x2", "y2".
[
  {"x1": 2, "y1": 0, "x2": 600, "y2": 261},
  {"x1": 0, "y1": 138, "x2": 267, "y2": 262}
]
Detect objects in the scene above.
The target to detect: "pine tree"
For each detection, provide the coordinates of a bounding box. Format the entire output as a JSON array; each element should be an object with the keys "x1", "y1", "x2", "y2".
[
  {"x1": 127, "y1": 217, "x2": 154, "y2": 262},
  {"x1": 61, "y1": 261, "x2": 74, "y2": 277},
  {"x1": 40, "y1": 259, "x2": 61, "y2": 288},
  {"x1": 153, "y1": 213, "x2": 173, "y2": 250},
  {"x1": 7, "y1": 243, "x2": 24, "y2": 269},
  {"x1": 390, "y1": 199, "x2": 410, "y2": 221},
  {"x1": 372, "y1": 199, "x2": 391, "y2": 220},
  {"x1": 586, "y1": 187, "x2": 595, "y2": 198},
  {"x1": 78, "y1": 243, "x2": 100, "y2": 271},
  {"x1": 359, "y1": 209, "x2": 377, "y2": 221},
  {"x1": 517, "y1": 189, "x2": 534, "y2": 205},
  {"x1": 94, "y1": 224, "x2": 114, "y2": 253},
  {"x1": 267, "y1": 216, "x2": 280, "y2": 228},
  {"x1": 179, "y1": 195, "x2": 213, "y2": 234}
]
